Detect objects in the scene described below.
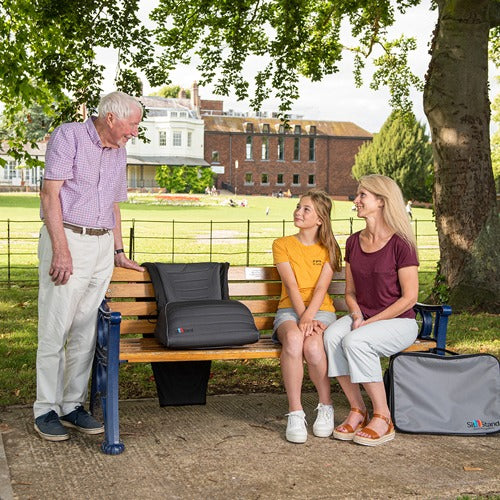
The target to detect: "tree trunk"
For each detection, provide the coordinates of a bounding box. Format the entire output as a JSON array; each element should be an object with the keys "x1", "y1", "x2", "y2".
[{"x1": 423, "y1": 0, "x2": 500, "y2": 312}]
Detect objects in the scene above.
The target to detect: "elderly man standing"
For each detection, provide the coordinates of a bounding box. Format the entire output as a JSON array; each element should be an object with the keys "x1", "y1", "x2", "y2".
[{"x1": 34, "y1": 91, "x2": 144, "y2": 441}]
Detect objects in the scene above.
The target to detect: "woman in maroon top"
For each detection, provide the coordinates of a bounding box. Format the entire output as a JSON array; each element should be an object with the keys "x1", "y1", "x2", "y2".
[{"x1": 324, "y1": 174, "x2": 419, "y2": 446}]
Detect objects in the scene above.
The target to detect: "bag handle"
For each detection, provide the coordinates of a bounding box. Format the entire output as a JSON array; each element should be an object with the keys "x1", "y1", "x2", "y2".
[{"x1": 429, "y1": 347, "x2": 459, "y2": 356}]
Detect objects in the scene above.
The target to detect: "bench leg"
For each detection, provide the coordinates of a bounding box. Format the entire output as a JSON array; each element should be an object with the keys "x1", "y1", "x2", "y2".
[
  {"x1": 94, "y1": 304, "x2": 125, "y2": 455},
  {"x1": 434, "y1": 305, "x2": 452, "y2": 354},
  {"x1": 100, "y1": 312, "x2": 125, "y2": 455}
]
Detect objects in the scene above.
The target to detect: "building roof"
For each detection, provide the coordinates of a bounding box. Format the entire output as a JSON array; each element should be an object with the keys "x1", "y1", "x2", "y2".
[
  {"x1": 140, "y1": 96, "x2": 193, "y2": 110},
  {"x1": 203, "y1": 116, "x2": 372, "y2": 138},
  {"x1": 127, "y1": 155, "x2": 209, "y2": 167},
  {"x1": 0, "y1": 140, "x2": 47, "y2": 157}
]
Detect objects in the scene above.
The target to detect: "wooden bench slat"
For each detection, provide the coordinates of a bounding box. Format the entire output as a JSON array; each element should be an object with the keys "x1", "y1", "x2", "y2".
[
  {"x1": 333, "y1": 298, "x2": 347, "y2": 311},
  {"x1": 118, "y1": 337, "x2": 437, "y2": 363},
  {"x1": 229, "y1": 267, "x2": 281, "y2": 280},
  {"x1": 327, "y1": 283, "x2": 346, "y2": 295},
  {"x1": 109, "y1": 301, "x2": 156, "y2": 316},
  {"x1": 119, "y1": 337, "x2": 281, "y2": 362},
  {"x1": 111, "y1": 267, "x2": 150, "y2": 282},
  {"x1": 119, "y1": 319, "x2": 156, "y2": 334},
  {"x1": 107, "y1": 283, "x2": 154, "y2": 298},
  {"x1": 229, "y1": 282, "x2": 282, "y2": 296},
  {"x1": 403, "y1": 340, "x2": 436, "y2": 351},
  {"x1": 109, "y1": 266, "x2": 346, "y2": 283}
]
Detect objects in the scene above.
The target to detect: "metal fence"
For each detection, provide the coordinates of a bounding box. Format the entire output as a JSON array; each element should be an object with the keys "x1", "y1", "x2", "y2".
[{"x1": 0, "y1": 217, "x2": 439, "y2": 285}]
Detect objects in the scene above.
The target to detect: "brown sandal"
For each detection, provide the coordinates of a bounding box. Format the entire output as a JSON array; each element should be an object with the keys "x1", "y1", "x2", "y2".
[
  {"x1": 332, "y1": 408, "x2": 369, "y2": 441},
  {"x1": 352, "y1": 413, "x2": 395, "y2": 447}
]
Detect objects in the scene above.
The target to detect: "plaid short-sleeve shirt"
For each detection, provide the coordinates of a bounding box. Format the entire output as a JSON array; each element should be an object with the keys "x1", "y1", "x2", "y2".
[{"x1": 41, "y1": 117, "x2": 128, "y2": 229}]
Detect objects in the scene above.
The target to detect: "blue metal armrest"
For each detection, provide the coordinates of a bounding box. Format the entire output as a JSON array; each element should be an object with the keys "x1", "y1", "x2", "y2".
[
  {"x1": 413, "y1": 302, "x2": 452, "y2": 353},
  {"x1": 90, "y1": 299, "x2": 125, "y2": 455}
]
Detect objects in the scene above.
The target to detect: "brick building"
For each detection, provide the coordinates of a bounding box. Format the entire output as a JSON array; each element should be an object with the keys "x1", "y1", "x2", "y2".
[{"x1": 203, "y1": 115, "x2": 372, "y2": 198}]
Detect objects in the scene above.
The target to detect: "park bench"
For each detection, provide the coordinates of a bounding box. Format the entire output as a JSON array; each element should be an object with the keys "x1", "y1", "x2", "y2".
[{"x1": 90, "y1": 265, "x2": 452, "y2": 455}]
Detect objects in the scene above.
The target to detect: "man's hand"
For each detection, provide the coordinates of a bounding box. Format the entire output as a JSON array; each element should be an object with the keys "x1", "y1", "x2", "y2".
[
  {"x1": 114, "y1": 252, "x2": 145, "y2": 272},
  {"x1": 49, "y1": 247, "x2": 73, "y2": 285}
]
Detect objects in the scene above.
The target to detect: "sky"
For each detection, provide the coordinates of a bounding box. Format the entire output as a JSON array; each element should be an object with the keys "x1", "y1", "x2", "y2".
[{"x1": 97, "y1": 1, "x2": 498, "y2": 134}]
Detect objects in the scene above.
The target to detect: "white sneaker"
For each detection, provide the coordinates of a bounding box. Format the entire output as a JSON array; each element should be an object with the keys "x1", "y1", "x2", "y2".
[
  {"x1": 313, "y1": 403, "x2": 334, "y2": 437},
  {"x1": 285, "y1": 410, "x2": 307, "y2": 443}
]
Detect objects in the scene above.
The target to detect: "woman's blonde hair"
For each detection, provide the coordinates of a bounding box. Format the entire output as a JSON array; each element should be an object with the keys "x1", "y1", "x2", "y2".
[
  {"x1": 358, "y1": 174, "x2": 417, "y2": 253},
  {"x1": 301, "y1": 190, "x2": 342, "y2": 272}
]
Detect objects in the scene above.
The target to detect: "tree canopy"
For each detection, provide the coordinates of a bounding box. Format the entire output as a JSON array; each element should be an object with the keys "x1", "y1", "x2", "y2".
[
  {"x1": 352, "y1": 111, "x2": 433, "y2": 202},
  {"x1": 1, "y1": 0, "x2": 498, "y2": 310},
  {"x1": 149, "y1": 85, "x2": 191, "y2": 99},
  {"x1": 0, "y1": 0, "x2": 149, "y2": 165}
]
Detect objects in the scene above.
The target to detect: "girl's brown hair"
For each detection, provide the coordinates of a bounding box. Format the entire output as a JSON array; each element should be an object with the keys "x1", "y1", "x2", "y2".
[{"x1": 301, "y1": 190, "x2": 342, "y2": 272}]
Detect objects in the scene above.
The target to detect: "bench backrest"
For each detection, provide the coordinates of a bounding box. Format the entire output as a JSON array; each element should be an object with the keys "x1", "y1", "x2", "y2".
[{"x1": 106, "y1": 266, "x2": 347, "y2": 336}]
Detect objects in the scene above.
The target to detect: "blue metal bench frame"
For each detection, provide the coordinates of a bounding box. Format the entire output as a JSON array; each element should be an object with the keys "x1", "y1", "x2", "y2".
[{"x1": 90, "y1": 301, "x2": 452, "y2": 455}]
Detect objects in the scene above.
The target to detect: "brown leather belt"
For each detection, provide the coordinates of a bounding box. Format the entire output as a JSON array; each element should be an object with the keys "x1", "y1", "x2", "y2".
[{"x1": 63, "y1": 222, "x2": 110, "y2": 236}]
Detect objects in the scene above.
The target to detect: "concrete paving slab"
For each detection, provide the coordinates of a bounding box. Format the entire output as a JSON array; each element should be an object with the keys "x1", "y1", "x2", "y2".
[{"x1": 1, "y1": 393, "x2": 499, "y2": 499}]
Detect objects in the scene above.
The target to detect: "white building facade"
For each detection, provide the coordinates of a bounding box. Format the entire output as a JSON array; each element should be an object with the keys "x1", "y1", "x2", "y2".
[
  {"x1": 125, "y1": 96, "x2": 208, "y2": 189},
  {"x1": 0, "y1": 142, "x2": 46, "y2": 190}
]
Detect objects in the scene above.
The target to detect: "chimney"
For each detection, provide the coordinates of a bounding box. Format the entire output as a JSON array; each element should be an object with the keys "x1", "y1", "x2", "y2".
[{"x1": 191, "y1": 81, "x2": 200, "y2": 110}]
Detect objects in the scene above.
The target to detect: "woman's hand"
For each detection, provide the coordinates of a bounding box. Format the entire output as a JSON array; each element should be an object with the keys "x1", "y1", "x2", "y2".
[
  {"x1": 351, "y1": 316, "x2": 364, "y2": 330},
  {"x1": 350, "y1": 311, "x2": 364, "y2": 330}
]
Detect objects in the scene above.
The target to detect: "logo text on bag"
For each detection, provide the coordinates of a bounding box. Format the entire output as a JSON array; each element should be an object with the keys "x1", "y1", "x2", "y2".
[
  {"x1": 466, "y1": 419, "x2": 500, "y2": 429},
  {"x1": 175, "y1": 328, "x2": 194, "y2": 334}
]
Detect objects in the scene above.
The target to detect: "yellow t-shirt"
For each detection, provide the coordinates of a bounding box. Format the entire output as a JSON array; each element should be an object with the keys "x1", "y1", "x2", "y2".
[{"x1": 272, "y1": 235, "x2": 334, "y2": 312}]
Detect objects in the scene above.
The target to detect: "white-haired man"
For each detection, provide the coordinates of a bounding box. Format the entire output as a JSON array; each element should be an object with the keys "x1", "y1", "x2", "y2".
[{"x1": 34, "y1": 91, "x2": 144, "y2": 441}]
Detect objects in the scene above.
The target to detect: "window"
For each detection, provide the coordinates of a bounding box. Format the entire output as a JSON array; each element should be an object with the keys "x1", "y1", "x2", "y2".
[
  {"x1": 278, "y1": 136, "x2": 285, "y2": 160},
  {"x1": 211, "y1": 151, "x2": 220, "y2": 163},
  {"x1": 261, "y1": 136, "x2": 269, "y2": 160},
  {"x1": 292, "y1": 174, "x2": 300, "y2": 185},
  {"x1": 244, "y1": 172, "x2": 253, "y2": 185},
  {"x1": 159, "y1": 131, "x2": 167, "y2": 146},
  {"x1": 246, "y1": 136, "x2": 253, "y2": 159},
  {"x1": 308, "y1": 174, "x2": 315, "y2": 185},
  {"x1": 294, "y1": 125, "x2": 301, "y2": 135},
  {"x1": 293, "y1": 137, "x2": 300, "y2": 161},
  {"x1": 246, "y1": 122, "x2": 254, "y2": 133},
  {"x1": 179, "y1": 111, "x2": 187, "y2": 117},
  {"x1": 4, "y1": 160, "x2": 17, "y2": 180},
  {"x1": 171, "y1": 111, "x2": 178, "y2": 117},
  {"x1": 261, "y1": 173, "x2": 269, "y2": 184},
  {"x1": 278, "y1": 124, "x2": 285, "y2": 134},
  {"x1": 262, "y1": 123, "x2": 270, "y2": 133},
  {"x1": 309, "y1": 125, "x2": 316, "y2": 135},
  {"x1": 187, "y1": 132, "x2": 192, "y2": 147},
  {"x1": 173, "y1": 131, "x2": 182, "y2": 146},
  {"x1": 277, "y1": 173, "x2": 284, "y2": 185},
  {"x1": 309, "y1": 137, "x2": 316, "y2": 161}
]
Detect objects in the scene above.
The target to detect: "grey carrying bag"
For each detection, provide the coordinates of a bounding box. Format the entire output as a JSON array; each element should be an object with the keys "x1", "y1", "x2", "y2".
[
  {"x1": 161, "y1": 299, "x2": 259, "y2": 349},
  {"x1": 385, "y1": 349, "x2": 500, "y2": 435},
  {"x1": 143, "y1": 262, "x2": 259, "y2": 349}
]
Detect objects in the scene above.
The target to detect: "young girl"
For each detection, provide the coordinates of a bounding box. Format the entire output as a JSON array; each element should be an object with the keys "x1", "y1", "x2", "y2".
[{"x1": 272, "y1": 190, "x2": 342, "y2": 443}]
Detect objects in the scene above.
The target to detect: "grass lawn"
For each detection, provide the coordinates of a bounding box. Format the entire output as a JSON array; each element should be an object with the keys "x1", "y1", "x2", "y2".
[
  {"x1": 0, "y1": 193, "x2": 497, "y2": 408},
  {"x1": 1, "y1": 192, "x2": 438, "y2": 283},
  {"x1": 0, "y1": 277, "x2": 498, "y2": 408}
]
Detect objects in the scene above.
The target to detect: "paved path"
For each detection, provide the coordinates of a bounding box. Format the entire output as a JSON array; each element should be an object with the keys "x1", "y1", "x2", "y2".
[{"x1": 1, "y1": 393, "x2": 499, "y2": 499}]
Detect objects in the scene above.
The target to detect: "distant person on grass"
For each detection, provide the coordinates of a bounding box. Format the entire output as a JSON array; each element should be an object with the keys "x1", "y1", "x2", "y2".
[
  {"x1": 324, "y1": 174, "x2": 419, "y2": 447},
  {"x1": 34, "y1": 91, "x2": 144, "y2": 442},
  {"x1": 272, "y1": 190, "x2": 342, "y2": 443}
]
